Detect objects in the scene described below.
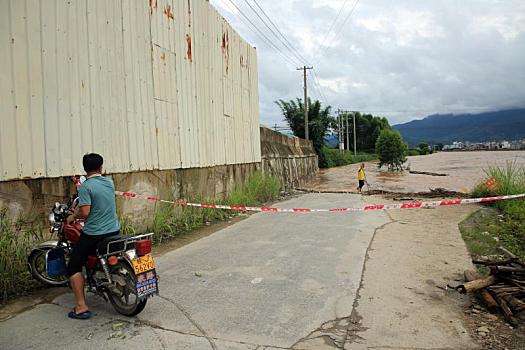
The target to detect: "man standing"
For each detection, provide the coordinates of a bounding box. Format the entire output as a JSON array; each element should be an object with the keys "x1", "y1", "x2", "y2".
[
  {"x1": 66, "y1": 153, "x2": 120, "y2": 319},
  {"x1": 357, "y1": 162, "x2": 366, "y2": 193}
]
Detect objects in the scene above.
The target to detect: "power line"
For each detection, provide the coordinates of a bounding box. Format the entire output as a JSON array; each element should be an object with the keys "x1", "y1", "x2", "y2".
[
  {"x1": 318, "y1": 0, "x2": 351, "y2": 49},
  {"x1": 311, "y1": 69, "x2": 329, "y2": 104},
  {"x1": 220, "y1": 0, "x2": 300, "y2": 67},
  {"x1": 220, "y1": 0, "x2": 333, "y2": 107},
  {"x1": 325, "y1": 0, "x2": 360, "y2": 48},
  {"x1": 239, "y1": 0, "x2": 333, "y2": 106},
  {"x1": 250, "y1": 0, "x2": 311, "y2": 65},
  {"x1": 243, "y1": 0, "x2": 332, "y2": 107},
  {"x1": 310, "y1": 0, "x2": 361, "y2": 109},
  {"x1": 242, "y1": 0, "x2": 303, "y2": 66},
  {"x1": 311, "y1": 1, "x2": 360, "y2": 70}
]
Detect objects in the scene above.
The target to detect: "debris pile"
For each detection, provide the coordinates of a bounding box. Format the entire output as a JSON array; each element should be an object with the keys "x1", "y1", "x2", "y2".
[
  {"x1": 453, "y1": 247, "x2": 525, "y2": 326},
  {"x1": 409, "y1": 170, "x2": 448, "y2": 176}
]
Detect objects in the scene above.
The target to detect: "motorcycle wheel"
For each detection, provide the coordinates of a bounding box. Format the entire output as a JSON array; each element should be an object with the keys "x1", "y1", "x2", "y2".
[
  {"x1": 28, "y1": 248, "x2": 68, "y2": 287},
  {"x1": 107, "y1": 262, "x2": 147, "y2": 316}
]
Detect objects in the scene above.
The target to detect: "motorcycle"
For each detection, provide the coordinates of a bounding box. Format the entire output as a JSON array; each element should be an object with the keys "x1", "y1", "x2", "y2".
[{"x1": 27, "y1": 192, "x2": 158, "y2": 316}]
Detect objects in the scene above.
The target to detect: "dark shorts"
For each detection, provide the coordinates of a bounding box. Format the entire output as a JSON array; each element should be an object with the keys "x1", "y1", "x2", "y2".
[
  {"x1": 66, "y1": 231, "x2": 120, "y2": 277},
  {"x1": 358, "y1": 180, "x2": 365, "y2": 189}
]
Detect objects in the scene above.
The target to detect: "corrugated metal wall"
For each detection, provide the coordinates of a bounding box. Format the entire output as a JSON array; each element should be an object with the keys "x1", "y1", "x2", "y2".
[{"x1": 0, "y1": 0, "x2": 261, "y2": 181}]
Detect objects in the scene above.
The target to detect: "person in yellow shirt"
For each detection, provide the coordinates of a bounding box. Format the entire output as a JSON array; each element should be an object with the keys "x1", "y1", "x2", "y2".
[{"x1": 357, "y1": 163, "x2": 366, "y2": 193}]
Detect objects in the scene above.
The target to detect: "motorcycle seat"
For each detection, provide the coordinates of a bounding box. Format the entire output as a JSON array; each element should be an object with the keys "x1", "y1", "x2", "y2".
[{"x1": 96, "y1": 235, "x2": 133, "y2": 256}]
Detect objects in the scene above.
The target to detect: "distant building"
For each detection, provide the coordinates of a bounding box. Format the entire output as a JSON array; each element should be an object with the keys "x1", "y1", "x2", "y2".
[{"x1": 442, "y1": 139, "x2": 525, "y2": 151}]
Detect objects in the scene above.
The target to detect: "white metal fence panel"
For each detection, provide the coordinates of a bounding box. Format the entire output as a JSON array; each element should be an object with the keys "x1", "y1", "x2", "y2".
[{"x1": 0, "y1": 0, "x2": 260, "y2": 181}]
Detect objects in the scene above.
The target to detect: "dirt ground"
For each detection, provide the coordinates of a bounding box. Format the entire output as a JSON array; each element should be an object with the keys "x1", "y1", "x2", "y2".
[
  {"x1": 348, "y1": 196, "x2": 479, "y2": 349},
  {"x1": 302, "y1": 151, "x2": 525, "y2": 349}
]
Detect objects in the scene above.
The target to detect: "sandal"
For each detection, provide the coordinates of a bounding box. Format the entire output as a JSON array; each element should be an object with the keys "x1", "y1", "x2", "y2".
[{"x1": 68, "y1": 308, "x2": 92, "y2": 320}]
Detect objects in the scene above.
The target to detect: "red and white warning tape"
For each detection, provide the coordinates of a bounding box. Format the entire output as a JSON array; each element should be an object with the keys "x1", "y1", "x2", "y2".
[{"x1": 115, "y1": 191, "x2": 525, "y2": 213}]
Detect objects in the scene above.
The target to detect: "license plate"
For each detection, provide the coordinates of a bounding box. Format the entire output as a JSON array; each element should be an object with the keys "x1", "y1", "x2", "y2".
[
  {"x1": 136, "y1": 269, "x2": 158, "y2": 299},
  {"x1": 132, "y1": 254, "x2": 155, "y2": 274}
]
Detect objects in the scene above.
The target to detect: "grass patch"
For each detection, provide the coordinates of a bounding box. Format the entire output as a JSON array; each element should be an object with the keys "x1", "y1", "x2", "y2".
[
  {"x1": 227, "y1": 170, "x2": 281, "y2": 206},
  {"x1": 460, "y1": 208, "x2": 504, "y2": 258},
  {"x1": 0, "y1": 208, "x2": 44, "y2": 302},
  {"x1": 1, "y1": 171, "x2": 281, "y2": 301},
  {"x1": 147, "y1": 171, "x2": 281, "y2": 244},
  {"x1": 149, "y1": 203, "x2": 230, "y2": 244},
  {"x1": 322, "y1": 147, "x2": 378, "y2": 168},
  {"x1": 407, "y1": 149, "x2": 421, "y2": 156},
  {"x1": 471, "y1": 161, "x2": 525, "y2": 198},
  {"x1": 460, "y1": 161, "x2": 525, "y2": 267}
]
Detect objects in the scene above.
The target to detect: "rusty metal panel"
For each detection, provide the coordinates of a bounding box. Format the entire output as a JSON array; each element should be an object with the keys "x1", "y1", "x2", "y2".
[
  {"x1": 169, "y1": 0, "x2": 193, "y2": 168},
  {"x1": 0, "y1": 0, "x2": 260, "y2": 181},
  {"x1": 122, "y1": 0, "x2": 158, "y2": 171},
  {"x1": 152, "y1": 43, "x2": 181, "y2": 169}
]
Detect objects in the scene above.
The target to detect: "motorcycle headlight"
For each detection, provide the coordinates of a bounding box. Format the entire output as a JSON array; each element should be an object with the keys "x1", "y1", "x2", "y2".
[{"x1": 48, "y1": 212, "x2": 56, "y2": 225}]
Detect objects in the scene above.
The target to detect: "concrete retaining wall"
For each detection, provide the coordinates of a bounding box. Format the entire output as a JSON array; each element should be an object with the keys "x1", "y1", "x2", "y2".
[
  {"x1": 260, "y1": 127, "x2": 319, "y2": 189},
  {"x1": 0, "y1": 163, "x2": 259, "y2": 228},
  {"x1": 0, "y1": 128, "x2": 318, "y2": 228}
]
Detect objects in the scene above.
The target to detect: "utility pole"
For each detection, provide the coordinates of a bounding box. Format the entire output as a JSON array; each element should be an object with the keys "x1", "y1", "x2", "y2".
[
  {"x1": 337, "y1": 109, "x2": 345, "y2": 152},
  {"x1": 297, "y1": 66, "x2": 313, "y2": 140},
  {"x1": 352, "y1": 112, "x2": 357, "y2": 156},
  {"x1": 345, "y1": 112, "x2": 349, "y2": 151}
]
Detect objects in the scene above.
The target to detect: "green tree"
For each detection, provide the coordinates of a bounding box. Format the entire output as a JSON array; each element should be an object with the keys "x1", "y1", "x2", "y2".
[
  {"x1": 276, "y1": 98, "x2": 334, "y2": 167},
  {"x1": 418, "y1": 143, "x2": 431, "y2": 155},
  {"x1": 375, "y1": 129, "x2": 408, "y2": 171}
]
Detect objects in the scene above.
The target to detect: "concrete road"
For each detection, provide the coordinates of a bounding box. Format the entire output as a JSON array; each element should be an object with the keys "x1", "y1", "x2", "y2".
[{"x1": 0, "y1": 193, "x2": 389, "y2": 349}]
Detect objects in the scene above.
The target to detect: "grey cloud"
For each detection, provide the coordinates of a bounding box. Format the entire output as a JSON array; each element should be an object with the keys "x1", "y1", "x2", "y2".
[{"x1": 211, "y1": 0, "x2": 525, "y2": 126}]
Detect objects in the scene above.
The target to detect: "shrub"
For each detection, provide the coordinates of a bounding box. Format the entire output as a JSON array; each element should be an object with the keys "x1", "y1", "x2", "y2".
[
  {"x1": 407, "y1": 149, "x2": 421, "y2": 156},
  {"x1": 321, "y1": 147, "x2": 377, "y2": 168},
  {"x1": 0, "y1": 209, "x2": 44, "y2": 302},
  {"x1": 417, "y1": 143, "x2": 431, "y2": 155},
  {"x1": 227, "y1": 171, "x2": 281, "y2": 206}
]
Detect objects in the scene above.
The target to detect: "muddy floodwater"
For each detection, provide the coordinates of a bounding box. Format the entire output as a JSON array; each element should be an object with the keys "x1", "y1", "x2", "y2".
[{"x1": 305, "y1": 151, "x2": 525, "y2": 194}]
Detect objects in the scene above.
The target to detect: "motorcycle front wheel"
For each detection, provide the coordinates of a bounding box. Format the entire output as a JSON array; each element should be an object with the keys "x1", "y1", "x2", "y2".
[
  {"x1": 107, "y1": 262, "x2": 147, "y2": 316},
  {"x1": 28, "y1": 247, "x2": 68, "y2": 287}
]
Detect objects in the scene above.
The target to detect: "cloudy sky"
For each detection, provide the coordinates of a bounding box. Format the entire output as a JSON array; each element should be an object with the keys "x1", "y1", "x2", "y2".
[{"x1": 209, "y1": 0, "x2": 525, "y2": 126}]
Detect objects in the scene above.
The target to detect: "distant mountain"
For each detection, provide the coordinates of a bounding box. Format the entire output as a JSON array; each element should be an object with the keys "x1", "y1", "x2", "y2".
[
  {"x1": 393, "y1": 109, "x2": 525, "y2": 146},
  {"x1": 324, "y1": 133, "x2": 339, "y2": 148}
]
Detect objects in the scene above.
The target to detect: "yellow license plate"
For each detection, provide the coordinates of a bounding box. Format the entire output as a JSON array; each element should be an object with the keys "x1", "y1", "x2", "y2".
[{"x1": 132, "y1": 255, "x2": 155, "y2": 274}]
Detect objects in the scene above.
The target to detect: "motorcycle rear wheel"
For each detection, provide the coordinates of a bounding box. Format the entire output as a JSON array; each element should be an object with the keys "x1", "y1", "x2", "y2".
[
  {"x1": 107, "y1": 262, "x2": 147, "y2": 316},
  {"x1": 28, "y1": 247, "x2": 68, "y2": 287}
]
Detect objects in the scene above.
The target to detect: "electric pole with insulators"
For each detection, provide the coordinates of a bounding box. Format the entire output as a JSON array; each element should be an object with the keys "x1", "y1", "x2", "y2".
[
  {"x1": 353, "y1": 112, "x2": 357, "y2": 156},
  {"x1": 297, "y1": 66, "x2": 313, "y2": 140}
]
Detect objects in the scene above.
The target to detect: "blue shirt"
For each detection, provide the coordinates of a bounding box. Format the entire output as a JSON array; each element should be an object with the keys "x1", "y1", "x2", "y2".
[{"x1": 78, "y1": 176, "x2": 120, "y2": 235}]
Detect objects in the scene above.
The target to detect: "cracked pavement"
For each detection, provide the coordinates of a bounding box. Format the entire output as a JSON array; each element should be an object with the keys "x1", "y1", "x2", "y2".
[{"x1": 0, "y1": 193, "x2": 477, "y2": 349}]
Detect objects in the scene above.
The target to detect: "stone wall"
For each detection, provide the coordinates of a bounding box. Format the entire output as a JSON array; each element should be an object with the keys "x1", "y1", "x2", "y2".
[{"x1": 260, "y1": 127, "x2": 319, "y2": 189}]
